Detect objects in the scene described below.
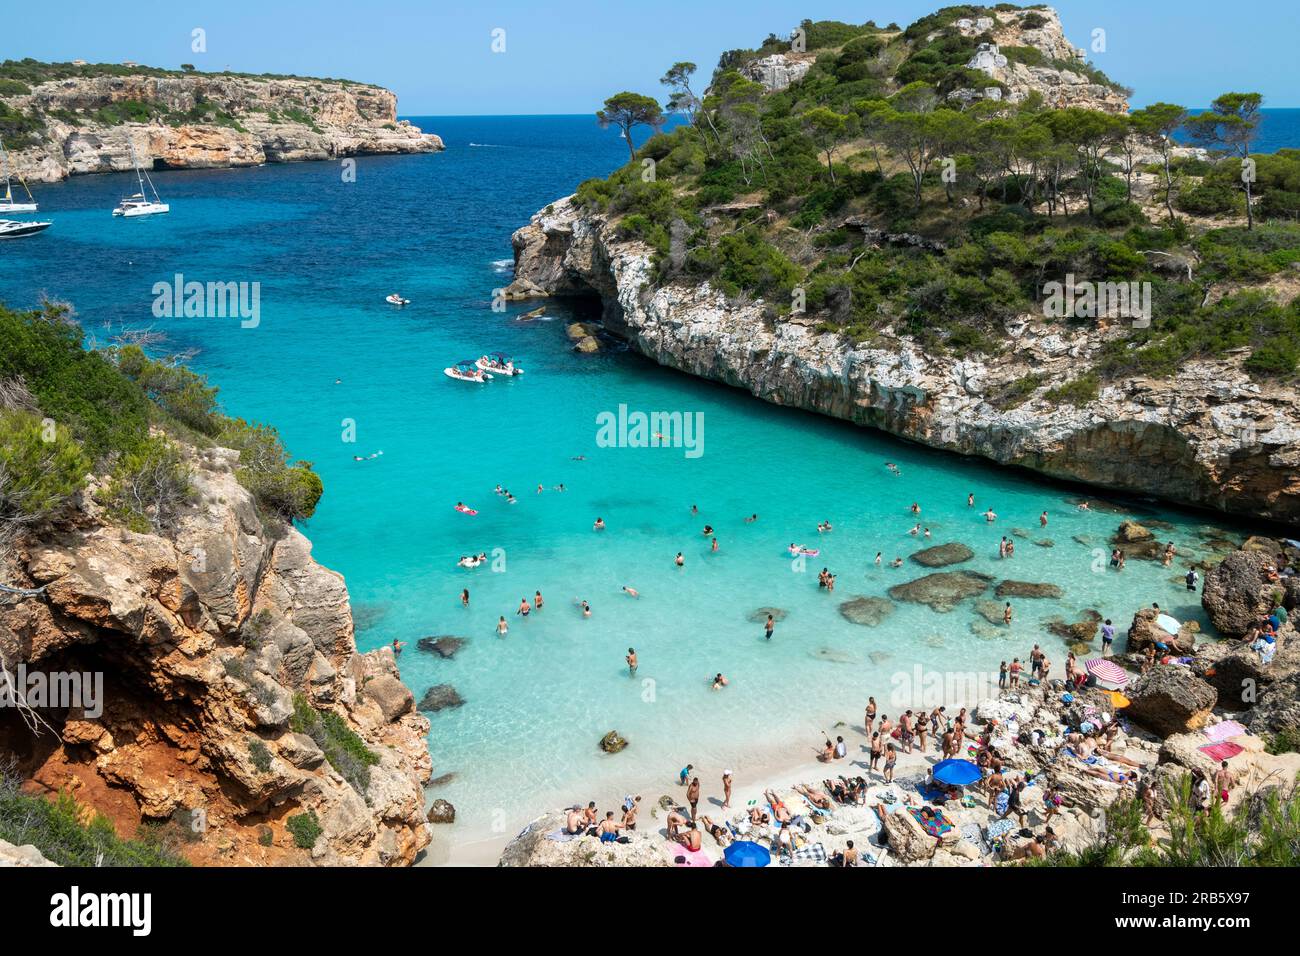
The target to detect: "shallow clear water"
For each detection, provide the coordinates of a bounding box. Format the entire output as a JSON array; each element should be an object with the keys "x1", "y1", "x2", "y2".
[{"x1": 1, "y1": 116, "x2": 1266, "y2": 849}]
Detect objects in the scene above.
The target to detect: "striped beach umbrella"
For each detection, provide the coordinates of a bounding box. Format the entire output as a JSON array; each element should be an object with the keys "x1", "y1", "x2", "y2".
[{"x1": 1085, "y1": 658, "x2": 1129, "y2": 690}]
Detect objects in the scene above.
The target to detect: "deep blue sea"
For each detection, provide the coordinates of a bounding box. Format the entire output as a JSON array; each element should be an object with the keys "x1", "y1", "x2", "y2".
[{"x1": 0, "y1": 115, "x2": 1287, "y2": 857}]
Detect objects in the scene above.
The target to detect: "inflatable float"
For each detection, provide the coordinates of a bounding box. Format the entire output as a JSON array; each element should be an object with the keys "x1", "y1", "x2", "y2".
[
  {"x1": 454, "y1": 504, "x2": 478, "y2": 515},
  {"x1": 788, "y1": 544, "x2": 820, "y2": 557}
]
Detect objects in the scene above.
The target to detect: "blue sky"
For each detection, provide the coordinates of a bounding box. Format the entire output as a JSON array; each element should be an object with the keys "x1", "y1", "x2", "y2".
[{"x1": 4, "y1": 0, "x2": 1295, "y2": 114}]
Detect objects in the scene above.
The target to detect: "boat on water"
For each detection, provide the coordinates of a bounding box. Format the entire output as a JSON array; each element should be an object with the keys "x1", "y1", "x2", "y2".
[
  {"x1": 112, "y1": 143, "x2": 169, "y2": 217},
  {"x1": 0, "y1": 140, "x2": 37, "y2": 213},
  {"x1": 386, "y1": 293, "x2": 410, "y2": 305},
  {"x1": 476, "y1": 352, "x2": 524, "y2": 376},
  {"x1": 444, "y1": 360, "x2": 491, "y2": 382},
  {"x1": 0, "y1": 219, "x2": 52, "y2": 239}
]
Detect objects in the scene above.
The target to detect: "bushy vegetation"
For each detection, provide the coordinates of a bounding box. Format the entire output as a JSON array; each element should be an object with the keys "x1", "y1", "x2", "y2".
[
  {"x1": 1035, "y1": 776, "x2": 1300, "y2": 867},
  {"x1": 0, "y1": 57, "x2": 368, "y2": 87},
  {"x1": 577, "y1": 5, "x2": 1297, "y2": 383},
  {"x1": 290, "y1": 694, "x2": 379, "y2": 794},
  {"x1": 286, "y1": 809, "x2": 322, "y2": 850},
  {"x1": 0, "y1": 302, "x2": 322, "y2": 536},
  {"x1": 0, "y1": 766, "x2": 188, "y2": 866}
]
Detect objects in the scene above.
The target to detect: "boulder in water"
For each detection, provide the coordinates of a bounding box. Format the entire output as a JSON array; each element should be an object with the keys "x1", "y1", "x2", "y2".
[
  {"x1": 600, "y1": 730, "x2": 628, "y2": 753},
  {"x1": 418, "y1": 684, "x2": 465, "y2": 712},
  {"x1": 995, "y1": 580, "x2": 1063, "y2": 599},
  {"x1": 838, "y1": 596, "x2": 895, "y2": 626},
  {"x1": 1126, "y1": 608, "x2": 1197, "y2": 655},
  {"x1": 1114, "y1": 520, "x2": 1153, "y2": 543},
  {"x1": 889, "y1": 572, "x2": 993, "y2": 612},
  {"x1": 910, "y1": 542, "x2": 974, "y2": 567},
  {"x1": 974, "y1": 600, "x2": 1006, "y2": 625},
  {"x1": 427, "y1": 799, "x2": 456, "y2": 824}
]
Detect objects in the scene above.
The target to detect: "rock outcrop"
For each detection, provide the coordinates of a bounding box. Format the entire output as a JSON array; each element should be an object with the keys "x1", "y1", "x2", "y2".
[
  {"x1": 1201, "y1": 550, "x2": 1281, "y2": 637},
  {"x1": 505, "y1": 195, "x2": 1300, "y2": 523},
  {"x1": 0, "y1": 446, "x2": 432, "y2": 866},
  {"x1": 499, "y1": 812, "x2": 672, "y2": 867},
  {"x1": 2, "y1": 69, "x2": 443, "y2": 183},
  {"x1": 1126, "y1": 608, "x2": 1198, "y2": 656},
  {"x1": 1124, "y1": 667, "x2": 1217, "y2": 737}
]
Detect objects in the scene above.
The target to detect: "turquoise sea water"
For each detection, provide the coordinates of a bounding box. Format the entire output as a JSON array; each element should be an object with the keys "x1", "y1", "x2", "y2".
[{"x1": 0, "y1": 116, "x2": 1279, "y2": 852}]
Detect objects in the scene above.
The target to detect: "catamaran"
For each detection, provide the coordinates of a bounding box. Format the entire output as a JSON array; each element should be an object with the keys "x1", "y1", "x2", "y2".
[
  {"x1": 0, "y1": 140, "x2": 37, "y2": 213},
  {"x1": 112, "y1": 142, "x2": 169, "y2": 217}
]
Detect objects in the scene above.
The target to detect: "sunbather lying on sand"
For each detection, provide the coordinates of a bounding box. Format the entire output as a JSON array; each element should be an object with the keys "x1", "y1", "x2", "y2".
[
  {"x1": 699, "y1": 815, "x2": 731, "y2": 847},
  {"x1": 765, "y1": 790, "x2": 794, "y2": 823},
  {"x1": 794, "y1": 783, "x2": 832, "y2": 810}
]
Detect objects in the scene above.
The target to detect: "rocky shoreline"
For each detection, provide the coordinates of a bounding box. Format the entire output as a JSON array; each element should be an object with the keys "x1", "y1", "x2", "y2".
[
  {"x1": 2, "y1": 71, "x2": 442, "y2": 183},
  {"x1": 505, "y1": 195, "x2": 1300, "y2": 524},
  {"x1": 499, "y1": 536, "x2": 1300, "y2": 866},
  {"x1": 0, "y1": 443, "x2": 433, "y2": 866}
]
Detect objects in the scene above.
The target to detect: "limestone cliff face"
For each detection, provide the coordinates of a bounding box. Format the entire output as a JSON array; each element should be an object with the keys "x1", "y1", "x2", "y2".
[
  {"x1": 507, "y1": 196, "x2": 1300, "y2": 523},
  {"x1": 0, "y1": 446, "x2": 432, "y2": 866},
  {"x1": 3, "y1": 72, "x2": 443, "y2": 183}
]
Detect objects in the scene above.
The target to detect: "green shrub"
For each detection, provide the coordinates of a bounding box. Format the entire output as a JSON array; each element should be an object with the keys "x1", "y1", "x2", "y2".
[
  {"x1": 0, "y1": 771, "x2": 187, "y2": 866},
  {"x1": 286, "y1": 810, "x2": 322, "y2": 850},
  {"x1": 0, "y1": 411, "x2": 89, "y2": 524},
  {"x1": 98, "y1": 435, "x2": 193, "y2": 532},
  {"x1": 248, "y1": 739, "x2": 273, "y2": 773},
  {"x1": 289, "y1": 694, "x2": 379, "y2": 793},
  {"x1": 1045, "y1": 372, "x2": 1100, "y2": 406}
]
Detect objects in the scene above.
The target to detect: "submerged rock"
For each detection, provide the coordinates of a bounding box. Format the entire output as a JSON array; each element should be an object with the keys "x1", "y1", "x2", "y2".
[
  {"x1": 418, "y1": 684, "x2": 466, "y2": 712},
  {"x1": 1047, "y1": 610, "x2": 1101, "y2": 645},
  {"x1": 995, "y1": 580, "x2": 1063, "y2": 599},
  {"x1": 747, "y1": 606, "x2": 788, "y2": 623},
  {"x1": 889, "y1": 572, "x2": 993, "y2": 612},
  {"x1": 600, "y1": 730, "x2": 628, "y2": 754},
  {"x1": 417, "y1": 636, "x2": 467, "y2": 658},
  {"x1": 1115, "y1": 520, "x2": 1153, "y2": 543},
  {"x1": 974, "y1": 600, "x2": 1007, "y2": 625},
  {"x1": 838, "y1": 595, "x2": 896, "y2": 626},
  {"x1": 910, "y1": 542, "x2": 974, "y2": 567}
]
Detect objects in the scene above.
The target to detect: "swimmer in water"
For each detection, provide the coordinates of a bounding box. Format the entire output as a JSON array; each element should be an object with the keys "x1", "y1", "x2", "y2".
[
  {"x1": 675, "y1": 552, "x2": 684, "y2": 567},
  {"x1": 711, "y1": 673, "x2": 729, "y2": 690},
  {"x1": 909, "y1": 523, "x2": 921, "y2": 536},
  {"x1": 874, "y1": 552, "x2": 882, "y2": 565},
  {"x1": 711, "y1": 537, "x2": 718, "y2": 553},
  {"x1": 391, "y1": 639, "x2": 404, "y2": 656},
  {"x1": 496, "y1": 616, "x2": 507, "y2": 636},
  {"x1": 534, "y1": 590, "x2": 544, "y2": 609},
  {"x1": 910, "y1": 502, "x2": 921, "y2": 514},
  {"x1": 968, "y1": 493, "x2": 974, "y2": 507},
  {"x1": 745, "y1": 514, "x2": 758, "y2": 523},
  {"x1": 581, "y1": 600, "x2": 592, "y2": 617},
  {"x1": 891, "y1": 557, "x2": 903, "y2": 568},
  {"x1": 1078, "y1": 501, "x2": 1090, "y2": 511},
  {"x1": 1040, "y1": 511, "x2": 1048, "y2": 527},
  {"x1": 702, "y1": 525, "x2": 713, "y2": 536},
  {"x1": 983, "y1": 508, "x2": 997, "y2": 522},
  {"x1": 691, "y1": 505, "x2": 699, "y2": 515},
  {"x1": 923, "y1": 528, "x2": 931, "y2": 538},
  {"x1": 622, "y1": 586, "x2": 639, "y2": 598},
  {"x1": 517, "y1": 597, "x2": 531, "y2": 617},
  {"x1": 626, "y1": 648, "x2": 638, "y2": 674},
  {"x1": 593, "y1": 517, "x2": 606, "y2": 530},
  {"x1": 572, "y1": 455, "x2": 586, "y2": 461},
  {"x1": 461, "y1": 588, "x2": 470, "y2": 608}
]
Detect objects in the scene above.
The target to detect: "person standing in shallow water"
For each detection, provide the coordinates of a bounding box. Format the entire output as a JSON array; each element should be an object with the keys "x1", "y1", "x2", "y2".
[
  {"x1": 686, "y1": 776, "x2": 701, "y2": 819},
  {"x1": 626, "y1": 647, "x2": 637, "y2": 675},
  {"x1": 461, "y1": 588, "x2": 470, "y2": 608},
  {"x1": 765, "y1": 614, "x2": 775, "y2": 640},
  {"x1": 865, "y1": 696, "x2": 877, "y2": 735}
]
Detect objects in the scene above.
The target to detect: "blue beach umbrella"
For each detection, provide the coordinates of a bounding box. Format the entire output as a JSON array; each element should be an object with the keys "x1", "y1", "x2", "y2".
[
  {"x1": 724, "y1": 840, "x2": 771, "y2": 867},
  {"x1": 931, "y1": 758, "x2": 982, "y2": 787}
]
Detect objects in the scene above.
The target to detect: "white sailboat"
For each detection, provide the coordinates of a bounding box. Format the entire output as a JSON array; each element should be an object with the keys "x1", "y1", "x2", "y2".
[
  {"x1": 112, "y1": 142, "x2": 169, "y2": 217},
  {"x1": 0, "y1": 140, "x2": 38, "y2": 213}
]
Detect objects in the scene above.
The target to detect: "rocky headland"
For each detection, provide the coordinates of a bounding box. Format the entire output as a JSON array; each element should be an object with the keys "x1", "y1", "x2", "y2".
[
  {"x1": 1, "y1": 66, "x2": 442, "y2": 182},
  {"x1": 0, "y1": 443, "x2": 433, "y2": 866}
]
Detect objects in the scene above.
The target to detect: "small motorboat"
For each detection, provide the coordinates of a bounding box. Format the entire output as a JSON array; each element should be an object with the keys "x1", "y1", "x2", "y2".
[
  {"x1": 444, "y1": 360, "x2": 491, "y2": 382},
  {"x1": 386, "y1": 294, "x2": 410, "y2": 306},
  {"x1": 0, "y1": 218, "x2": 52, "y2": 238},
  {"x1": 476, "y1": 351, "x2": 524, "y2": 376}
]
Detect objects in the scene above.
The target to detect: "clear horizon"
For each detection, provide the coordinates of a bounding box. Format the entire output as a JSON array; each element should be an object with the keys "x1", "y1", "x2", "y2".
[{"x1": 4, "y1": 0, "x2": 1298, "y2": 113}]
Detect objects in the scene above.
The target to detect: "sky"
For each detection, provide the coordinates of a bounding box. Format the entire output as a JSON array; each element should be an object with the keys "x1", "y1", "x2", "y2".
[{"x1": 4, "y1": 0, "x2": 1297, "y2": 114}]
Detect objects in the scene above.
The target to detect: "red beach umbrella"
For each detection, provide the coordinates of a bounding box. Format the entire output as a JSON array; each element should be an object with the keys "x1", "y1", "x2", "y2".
[{"x1": 1085, "y1": 658, "x2": 1128, "y2": 690}]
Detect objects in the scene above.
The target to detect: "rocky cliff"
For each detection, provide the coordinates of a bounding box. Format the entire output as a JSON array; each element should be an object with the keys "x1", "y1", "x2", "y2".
[
  {"x1": 2, "y1": 69, "x2": 442, "y2": 182},
  {"x1": 506, "y1": 196, "x2": 1300, "y2": 523},
  {"x1": 0, "y1": 444, "x2": 432, "y2": 866}
]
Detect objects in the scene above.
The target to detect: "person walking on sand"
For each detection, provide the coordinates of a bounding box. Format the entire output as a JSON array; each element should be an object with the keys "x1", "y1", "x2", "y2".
[
  {"x1": 883, "y1": 743, "x2": 897, "y2": 783},
  {"x1": 878, "y1": 713, "x2": 893, "y2": 743},
  {"x1": 916, "y1": 715, "x2": 928, "y2": 753},
  {"x1": 626, "y1": 647, "x2": 638, "y2": 675},
  {"x1": 678, "y1": 763, "x2": 694, "y2": 787},
  {"x1": 686, "y1": 776, "x2": 701, "y2": 819},
  {"x1": 869, "y1": 732, "x2": 883, "y2": 771},
  {"x1": 765, "y1": 613, "x2": 775, "y2": 641},
  {"x1": 722, "y1": 770, "x2": 733, "y2": 810}
]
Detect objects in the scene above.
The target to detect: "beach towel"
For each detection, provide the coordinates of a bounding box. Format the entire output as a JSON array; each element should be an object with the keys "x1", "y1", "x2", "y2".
[
  {"x1": 669, "y1": 846, "x2": 714, "y2": 867},
  {"x1": 784, "y1": 842, "x2": 828, "y2": 865},
  {"x1": 545, "y1": 828, "x2": 584, "y2": 843},
  {"x1": 916, "y1": 781, "x2": 948, "y2": 802},
  {"x1": 906, "y1": 808, "x2": 953, "y2": 837},
  {"x1": 985, "y1": 818, "x2": 1015, "y2": 840},
  {"x1": 1199, "y1": 741, "x2": 1245, "y2": 762},
  {"x1": 1203, "y1": 721, "x2": 1247, "y2": 743}
]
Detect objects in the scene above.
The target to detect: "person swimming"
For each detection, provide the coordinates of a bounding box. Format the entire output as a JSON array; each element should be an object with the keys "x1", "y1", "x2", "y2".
[
  {"x1": 675, "y1": 552, "x2": 684, "y2": 567},
  {"x1": 576, "y1": 599, "x2": 591, "y2": 617},
  {"x1": 745, "y1": 513, "x2": 758, "y2": 523},
  {"x1": 711, "y1": 673, "x2": 728, "y2": 690},
  {"x1": 593, "y1": 517, "x2": 606, "y2": 530},
  {"x1": 702, "y1": 525, "x2": 713, "y2": 536},
  {"x1": 622, "y1": 585, "x2": 639, "y2": 598}
]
